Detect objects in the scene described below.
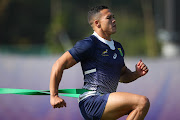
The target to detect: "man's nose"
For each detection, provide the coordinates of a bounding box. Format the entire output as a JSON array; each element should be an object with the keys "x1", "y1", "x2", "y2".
[{"x1": 112, "y1": 18, "x2": 116, "y2": 23}]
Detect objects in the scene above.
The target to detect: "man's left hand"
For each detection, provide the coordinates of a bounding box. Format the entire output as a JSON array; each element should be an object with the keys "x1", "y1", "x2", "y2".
[{"x1": 135, "y1": 59, "x2": 149, "y2": 77}]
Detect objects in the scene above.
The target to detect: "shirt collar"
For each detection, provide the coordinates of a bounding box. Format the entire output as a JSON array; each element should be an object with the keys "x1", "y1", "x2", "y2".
[{"x1": 92, "y1": 31, "x2": 115, "y2": 50}]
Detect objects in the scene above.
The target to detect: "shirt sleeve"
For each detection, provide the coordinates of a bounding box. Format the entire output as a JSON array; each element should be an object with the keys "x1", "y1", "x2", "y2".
[
  {"x1": 68, "y1": 38, "x2": 95, "y2": 62},
  {"x1": 120, "y1": 44, "x2": 125, "y2": 66}
]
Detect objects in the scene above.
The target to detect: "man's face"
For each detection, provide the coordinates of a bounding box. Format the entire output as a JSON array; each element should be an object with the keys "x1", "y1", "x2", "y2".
[{"x1": 99, "y1": 9, "x2": 116, "y2": 35}]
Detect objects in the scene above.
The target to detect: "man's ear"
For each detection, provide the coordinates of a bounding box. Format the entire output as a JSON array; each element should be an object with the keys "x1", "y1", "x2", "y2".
[{"x1": 94, "y1": 20, "x2": 101, "y2": 28}]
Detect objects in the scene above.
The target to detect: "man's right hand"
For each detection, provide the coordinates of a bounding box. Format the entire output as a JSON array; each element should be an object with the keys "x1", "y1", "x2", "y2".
[{"x1": 50, "y1": 95, "x2": 66, "y2": 108}]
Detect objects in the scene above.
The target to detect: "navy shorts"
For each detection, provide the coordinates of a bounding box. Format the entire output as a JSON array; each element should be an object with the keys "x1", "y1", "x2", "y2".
[{"x1": 79, "y1": 93, "x2": 110, "y2": 120}]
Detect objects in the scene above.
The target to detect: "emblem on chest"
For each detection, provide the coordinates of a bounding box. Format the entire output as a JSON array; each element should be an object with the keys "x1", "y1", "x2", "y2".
[
  {"x1": 101, "y1": 49, "x2": 109, "y2": 56},
  {"x1": 118, "y1": 48, "x2": 123, "y2": 56},
  {"x1": 101, "y1": 49, "x2": 118, "y2": 59}
]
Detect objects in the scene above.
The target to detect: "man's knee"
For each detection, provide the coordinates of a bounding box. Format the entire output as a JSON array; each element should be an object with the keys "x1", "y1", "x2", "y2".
[{"x1": 139, "y1": 96, "x2": 150, "y2": 110}]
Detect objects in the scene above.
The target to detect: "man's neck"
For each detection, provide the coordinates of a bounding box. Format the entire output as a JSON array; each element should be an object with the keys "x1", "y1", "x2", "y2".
[
  {"x1": 94, "y1": 30, "x2": 111, "y2": 41},
  {"x1": 93, "y1": 31, "x2": 115, "y2": 50}
]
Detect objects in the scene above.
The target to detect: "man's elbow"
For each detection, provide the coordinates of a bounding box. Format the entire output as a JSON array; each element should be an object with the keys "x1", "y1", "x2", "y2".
[
  {"x1": 51, "y1": 60, "x2": 65, "y2": 73},
  {"x1": 119, "y1": 80, "x2": 129, "y2": 83},
  {"x1": 119, "y1": 79, "x2": 130, "y2": 84}
]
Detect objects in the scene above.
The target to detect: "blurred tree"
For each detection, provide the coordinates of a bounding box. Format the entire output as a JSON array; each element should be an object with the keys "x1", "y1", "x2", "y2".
[
  {"x1": 112, "y1": 11, "x2": 146, "y2": 56},
  {"x1": 46, "y1": 0, "x2": 63, "y2": 52},
  {"x1": 141, "y1": 0, "x2": 158, "y2": 57},
  {"x1": 0, "y1": 0, "x2": 10, "y2": 17},
  {"x1": 0, "y1": 0, "x2": 10, "y2": 43},
  {"x1": 0, "y1": 0, "x2": 160, "y2": 56},
  {"x1": 46, "y1": 0, "x2": 73, "y2": 53},
  {"x1": 112, "y1": 0, "x2": 147, "y2": 56},
  {"x1": 0, "y1": 0, "x2": 50, "y2": 45}
]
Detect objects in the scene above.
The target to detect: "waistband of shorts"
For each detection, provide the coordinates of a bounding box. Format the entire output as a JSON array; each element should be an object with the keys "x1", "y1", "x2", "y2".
[{"x1": 78, "y1": 91, "x2": 104, "y2": 103}]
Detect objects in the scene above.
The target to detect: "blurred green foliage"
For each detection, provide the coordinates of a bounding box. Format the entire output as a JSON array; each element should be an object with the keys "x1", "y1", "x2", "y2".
[
  {"x1": 112, "y1": 12, "x2": 146, "y2": 56},
  {"x1": 0, "y1": 0, "x2": 160, "y2": 56},
  {"x1": 0, "y1": 0, "x2": 50, "y2": 44}
]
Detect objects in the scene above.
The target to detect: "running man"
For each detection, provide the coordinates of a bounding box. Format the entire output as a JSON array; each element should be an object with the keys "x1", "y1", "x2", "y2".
[{"x1": 49, "y1": 5, "x2": 150, "y2": 120}]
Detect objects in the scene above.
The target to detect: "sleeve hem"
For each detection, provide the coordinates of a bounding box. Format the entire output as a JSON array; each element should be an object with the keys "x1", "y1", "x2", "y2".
[{"x1": 68, "y1": 50, "x2": 80, "y2": 63}]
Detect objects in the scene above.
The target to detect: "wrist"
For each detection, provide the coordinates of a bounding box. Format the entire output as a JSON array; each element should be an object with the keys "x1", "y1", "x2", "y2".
[
  {"x1": 133, "y1": 71, "x2": 141, "y2": 79},
  {"x1": 50, "y1": 93, "x2": 58, "y2": 97}
]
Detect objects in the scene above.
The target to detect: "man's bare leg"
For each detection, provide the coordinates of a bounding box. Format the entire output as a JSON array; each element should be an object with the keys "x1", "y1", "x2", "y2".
[{"x1": 101, "y1": 92, "x2": 150, "y2": 120}]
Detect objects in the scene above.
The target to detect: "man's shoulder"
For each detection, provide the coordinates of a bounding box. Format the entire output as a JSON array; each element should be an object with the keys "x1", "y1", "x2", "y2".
[
  {"x1": 82, "y1": 35, "x2": 97, "y2": 42},
  {"x1": 78, "y1": 35, "x2": 96, "y2": 44},
  {"x1": 75, "y1": 35, "x2": 96, "y2": 49}
]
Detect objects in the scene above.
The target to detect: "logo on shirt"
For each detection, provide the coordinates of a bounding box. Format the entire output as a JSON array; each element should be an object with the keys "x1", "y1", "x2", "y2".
[
  {"x1": 101, "y1": 49, "x2": 109, "y2": 56},
  {"x1": 113, "y1": 53, "x2": 117, "y2": 59},
  {"x1": 118, "y1": 48, "x2": 123, "y2": 56}
]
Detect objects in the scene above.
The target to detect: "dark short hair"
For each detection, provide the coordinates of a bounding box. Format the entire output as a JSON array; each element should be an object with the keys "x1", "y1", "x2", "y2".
[{"x1": 88, "y1": 5, "x2": 109, "y2": 25}]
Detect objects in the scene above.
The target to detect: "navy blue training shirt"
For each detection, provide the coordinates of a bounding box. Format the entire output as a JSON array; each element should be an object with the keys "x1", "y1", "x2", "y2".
[{"x1": 69, "y1": 35, "x2": 125, "y2": 93}]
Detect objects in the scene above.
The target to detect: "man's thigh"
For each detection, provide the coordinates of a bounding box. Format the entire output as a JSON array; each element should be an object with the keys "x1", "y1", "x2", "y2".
[{"x1": 101, "y1": 92, "x2": 145, "y2": 120}]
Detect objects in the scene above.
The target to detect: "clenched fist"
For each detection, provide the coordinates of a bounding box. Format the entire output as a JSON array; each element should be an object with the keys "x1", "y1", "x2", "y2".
[
  {"x1": 135, "y1": 59, "x2": 149, "y2": 77},
  {"x1": 50, "y1": 95, "x2": 66, "y2": 108}
]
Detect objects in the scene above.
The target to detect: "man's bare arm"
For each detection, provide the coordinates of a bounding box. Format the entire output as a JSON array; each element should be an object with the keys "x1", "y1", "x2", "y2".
[
  {"x1": 119, "y1": 60, "x2": 148, "y2": 83},
  {"x1": 49, "y1": 51, "x2": 77, "y2": 108},
  {"x1": 119, "y1": 66, "x2": 140, "y2": 83}
]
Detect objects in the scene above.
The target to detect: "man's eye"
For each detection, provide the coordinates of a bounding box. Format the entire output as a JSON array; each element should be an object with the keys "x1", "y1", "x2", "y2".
[
  {"x1": 107, "y1": 16, "x2": 111, "y2": 19},
  {"x1": 107, "y1": 15, "x2": 115, "y2": 19}
]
